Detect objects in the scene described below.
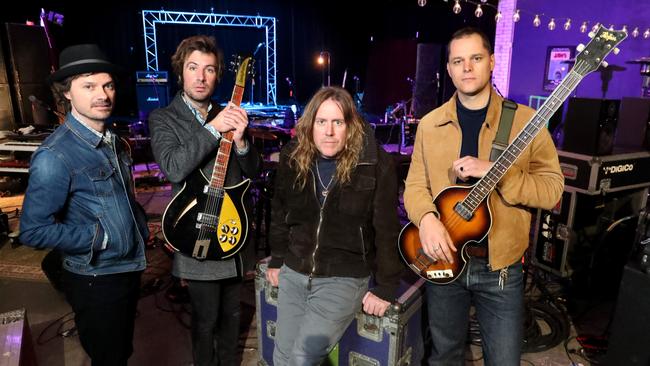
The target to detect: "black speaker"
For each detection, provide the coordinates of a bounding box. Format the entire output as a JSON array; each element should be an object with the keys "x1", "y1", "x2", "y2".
[
  {"x1": 615, "y1": 97, "x2": 650, "y2": 152},
  {"x1": 413, "y1": 43, "x2": 442, "y2": 119},
  {"x1": 136, "y1": 84, "x2": 169, "y2": 121},
  {"x1": 562, "y1": 97, "x2": 619, "y2": 156},
  {"x1": 4, "y1": 23, "x2": 53, "y2": 126},
  {"x1": 605, "y1": 264, "x2": 650, "y2": 365}
]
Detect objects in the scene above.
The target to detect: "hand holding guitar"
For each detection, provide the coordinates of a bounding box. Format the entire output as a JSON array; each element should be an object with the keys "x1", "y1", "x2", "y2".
[
  {"x1": 208, "y1": 102, "x2": 249, "y2": 149},
  {"x1": 419, "y1": 212, "x2": 456, "y2": 263},
  {"x1": 452, "y1": 156, "x2": 492, "y2": 181}
]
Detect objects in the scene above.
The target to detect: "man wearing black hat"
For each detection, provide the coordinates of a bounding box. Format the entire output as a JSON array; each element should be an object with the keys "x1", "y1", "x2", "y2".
[{"x1": 20, "y1": 44, "x2": 149, "y2": 366}]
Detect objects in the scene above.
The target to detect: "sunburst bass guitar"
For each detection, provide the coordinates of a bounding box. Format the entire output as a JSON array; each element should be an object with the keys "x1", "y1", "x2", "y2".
[
  {"x1": 399, "y1": 26, "x2": 627, "y2": 284},
  {"x1": 162, "y1": 55, "x2": 254, "y2": 260}
]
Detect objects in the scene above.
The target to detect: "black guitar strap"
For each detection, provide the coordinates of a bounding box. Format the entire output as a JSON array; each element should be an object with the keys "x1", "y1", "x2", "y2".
[{"x1": 490, "y1": 99, "x2": 518, "y2": 162}]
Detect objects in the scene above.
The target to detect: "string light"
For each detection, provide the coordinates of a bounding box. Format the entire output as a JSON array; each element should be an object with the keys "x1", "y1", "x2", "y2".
[
  {"x1": 452, "y1": 0, "x2": 461, "y2": 14},
  {"x1": 474, "y1": 4, "x2": 483, "y2": 18},
  {"x1": 591, "y1": 22, "x2": 600, "y2": 33},
  {"x1": 494, "y1": 11, "x2": 502, "y2": 23},
  {"x1": 416, "y1": 0, "x2": 649, "y2": 40}
]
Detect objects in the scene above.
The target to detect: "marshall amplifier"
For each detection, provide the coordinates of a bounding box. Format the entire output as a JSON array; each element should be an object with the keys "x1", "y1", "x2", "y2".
[{"x1": 558, "y1": 150, "x2": 650, "y2": 194}]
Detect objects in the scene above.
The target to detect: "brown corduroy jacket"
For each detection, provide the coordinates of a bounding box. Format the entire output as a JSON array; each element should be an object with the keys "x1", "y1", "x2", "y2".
[{"x1": 404, "y1": 88, "x2": 564, "y2": 270}]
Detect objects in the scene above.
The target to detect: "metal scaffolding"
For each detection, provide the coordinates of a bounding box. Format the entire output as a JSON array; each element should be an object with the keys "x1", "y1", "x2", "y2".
[{"x1": 141, "y1": 10, "x2": 277, "y2": 105}]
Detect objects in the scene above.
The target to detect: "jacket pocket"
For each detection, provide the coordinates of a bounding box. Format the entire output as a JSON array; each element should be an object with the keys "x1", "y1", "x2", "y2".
[
  {"x1": 86, "y1": 164, "x2": 116, "y2": 197},
  {"x1": 339, "y1": 175, "x2": 375, "y2": 216}
]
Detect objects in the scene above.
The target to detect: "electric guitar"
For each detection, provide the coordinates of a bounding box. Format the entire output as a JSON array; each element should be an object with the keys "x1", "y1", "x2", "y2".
[
  {"x1": 399, "y1": 26, "x2": 627, "y2": 284},
  {"x1": 162, "y1": 55, "x2": 255, "y2": 260}
]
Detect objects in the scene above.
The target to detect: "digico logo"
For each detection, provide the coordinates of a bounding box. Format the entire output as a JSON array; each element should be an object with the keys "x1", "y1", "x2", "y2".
[{"x1": 603, "y1": 164, "x2": 634, "y2": 174}]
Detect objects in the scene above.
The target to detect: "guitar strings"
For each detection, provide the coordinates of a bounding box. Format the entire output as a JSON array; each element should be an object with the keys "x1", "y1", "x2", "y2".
[{"x1": 437, "y1": 60, "x2": 590, "y2": 251}]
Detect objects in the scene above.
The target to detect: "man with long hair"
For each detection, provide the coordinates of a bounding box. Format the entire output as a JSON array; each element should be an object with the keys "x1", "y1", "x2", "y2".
[
  {"x1": 266, "y1": 86, "x2": 404, "y2": 365},
  {"x1": 149, "y1": 35, "x2": 260, "y2": 366},
  {"x1": 404, "y1": 27, "x2": 563, "y2": 365}
]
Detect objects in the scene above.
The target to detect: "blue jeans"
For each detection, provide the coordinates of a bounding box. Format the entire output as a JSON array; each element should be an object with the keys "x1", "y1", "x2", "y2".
[
  {"x1": 273, "y1": 265, "x2": 369, "y2": 366},
  {"x1": 425, "y1": 257, "x2": 523, "y2": 366}
]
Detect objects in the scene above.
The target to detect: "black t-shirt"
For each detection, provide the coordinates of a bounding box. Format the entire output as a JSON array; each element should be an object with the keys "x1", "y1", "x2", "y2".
[{"x1": 456, "y1": 98, "x2": 488, "y2": 186}]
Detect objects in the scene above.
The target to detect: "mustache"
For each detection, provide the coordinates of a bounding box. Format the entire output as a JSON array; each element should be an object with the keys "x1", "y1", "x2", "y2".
[{"x1": 91, "y1": 101, "x2": 112, "y2": 107}]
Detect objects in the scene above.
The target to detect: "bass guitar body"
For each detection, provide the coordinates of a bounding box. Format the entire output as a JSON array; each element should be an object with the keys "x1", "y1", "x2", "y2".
[{"x1": 398, "y1": 185, "x2": 492, "y2": 284}]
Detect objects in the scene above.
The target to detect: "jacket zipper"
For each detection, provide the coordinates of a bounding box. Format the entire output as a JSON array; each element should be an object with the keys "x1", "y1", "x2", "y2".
[
  {"x1": 359, "y1": 227, "x2": 367, "y2": 264},
  {"x1": 308, "y1": 169, "x2": 327, "y2": 290},
  {"x1": 111, "y1": 138, "x2": 146, "y2": 249}
]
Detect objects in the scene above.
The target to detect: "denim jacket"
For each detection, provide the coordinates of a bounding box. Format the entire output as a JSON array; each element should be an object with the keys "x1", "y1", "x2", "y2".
[{"x1": 20, "y1": 114, "x2": 149, "y2": 275}]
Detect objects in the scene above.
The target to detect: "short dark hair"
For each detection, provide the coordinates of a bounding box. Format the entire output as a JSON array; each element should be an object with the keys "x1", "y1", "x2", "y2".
[
  {"x1": 171, "y1": 35, "x2": 224, "y2": 87},
  {"x1": 447, "y1": 27, "x2": 493, "y2": 60}
]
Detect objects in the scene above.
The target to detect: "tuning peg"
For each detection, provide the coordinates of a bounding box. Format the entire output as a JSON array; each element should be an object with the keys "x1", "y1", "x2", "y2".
[
  {"x1": 576, "y1": 44, "x2": 585, "y2": 52},
  {"x1": 613, "y1": 47, "x2": 620, "y2": 55},
  {"x1": 601, "y1": 61, "x2": 609, "y2": 68},
  {"x1": 588, "y1": 31, "x2": 595, "y2": 38}
]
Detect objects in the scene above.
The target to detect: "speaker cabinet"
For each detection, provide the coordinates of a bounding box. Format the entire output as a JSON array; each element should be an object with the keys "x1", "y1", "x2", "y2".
[
  {"x1": 136, "y1": 84, "x2": 169, "y2": 121},
  {"x1": 605, "y1": 264, "x2": 650, "y2": 365},
  {"x1": 413, "y1": 43, "x2": 442, "y2": 119},
  {"x1": 4, "y1": 23, "x2": 53, "y2": 126},
  {"x1": 562, "y1": 98, "x2": 620, "y2": 156},
  {"x1": 615, "y1": 97, "x2": 650, "y2": 152}
]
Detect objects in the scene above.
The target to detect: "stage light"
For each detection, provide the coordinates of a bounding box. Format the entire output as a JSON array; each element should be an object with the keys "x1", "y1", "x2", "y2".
[
  {"x1": 548, "y1": 18, "x2": 556, "y2": 31},
  {"x1": 513, "y1": 9, "x2": 520, "y2": 22},
  {"x1": 418, "y1": 0, "x2": 427, "y2": 7},
  {"x1": 644, "y1": 29, "x2": 650, "y2": 39},
  {"x1": 495, "y1": 11, "x2": 502, "y2": 23},
  {"x1": 632, "y1": 27, "x2": 640, "y2": 38},
  {"x1": 563, "y1": 19, "x2": 571, "y2": 31},
  {"x1": 580, "y1": 21, "x2": 588, "y2": 33},
  {"x1": 533, "y1": 15, "x2": 541, "y2": 27}
]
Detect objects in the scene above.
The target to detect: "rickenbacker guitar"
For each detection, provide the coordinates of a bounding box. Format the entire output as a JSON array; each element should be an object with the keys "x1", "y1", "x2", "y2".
[
  {"x1": 399, "y1": 26, "x2": 627, "y2": 285},
  {"x1": 162, "y1": 55, "x2": 254, "y2": 260}
]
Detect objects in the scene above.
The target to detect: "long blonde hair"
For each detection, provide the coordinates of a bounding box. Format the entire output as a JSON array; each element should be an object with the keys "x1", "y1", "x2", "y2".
[{"x1": 289, "y1": 87, "x2": 366, "y2": 190}]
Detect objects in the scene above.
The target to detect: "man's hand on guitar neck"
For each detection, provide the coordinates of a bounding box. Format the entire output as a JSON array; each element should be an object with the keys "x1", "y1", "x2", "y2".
[
  {"x1": 208, "y1": 102, "x2": 249, "y2": 149},
  {"x1": 452, "y1": 156, "x2": 493, "y2": 182},
  {"x1": 419, "y1": 212, "x2": 456, "y2": 263}
]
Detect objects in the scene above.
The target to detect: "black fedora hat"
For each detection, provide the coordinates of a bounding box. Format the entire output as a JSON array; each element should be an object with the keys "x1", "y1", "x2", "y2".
[{"x1": 47, "y1": 44, "x2": 122, "y2": 84}]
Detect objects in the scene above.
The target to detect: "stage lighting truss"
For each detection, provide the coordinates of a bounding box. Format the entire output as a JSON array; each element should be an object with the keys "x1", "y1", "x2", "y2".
[{"x1": 141, "y1": 10, "x2": 277, "y2": 105}]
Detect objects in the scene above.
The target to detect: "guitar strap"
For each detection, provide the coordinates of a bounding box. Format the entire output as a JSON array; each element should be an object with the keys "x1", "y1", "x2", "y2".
[{"x1": 490, "y1": 99, "x2": 518, "y2": 162}]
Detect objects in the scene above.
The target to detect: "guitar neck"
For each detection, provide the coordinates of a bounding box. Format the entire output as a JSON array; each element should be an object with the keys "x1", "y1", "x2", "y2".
[
  {"x1": 208, "y1": 84, "x2": 245, "y2": 189},
  {"x1": 462, "y1": 66, "x2": 586, "y2": 213}
]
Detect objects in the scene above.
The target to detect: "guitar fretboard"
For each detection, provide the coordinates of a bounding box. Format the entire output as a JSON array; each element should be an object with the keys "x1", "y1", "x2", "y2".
[
  {"x1": 460, "y1": 61, "x2": 591, "y2": 213},
  {"x1": 208, "y1": 83, "x2": 245, "y2": 191}
]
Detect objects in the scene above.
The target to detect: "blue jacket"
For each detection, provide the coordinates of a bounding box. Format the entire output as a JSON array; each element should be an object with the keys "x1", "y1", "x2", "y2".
[{"x1": 20, "y1": 114, "x2": 149, "y2": 275}]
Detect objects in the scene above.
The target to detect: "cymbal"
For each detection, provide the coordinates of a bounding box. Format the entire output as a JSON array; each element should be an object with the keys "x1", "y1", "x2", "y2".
[
  {"x1": 627, "y1": 57, "x2": 650, "y2": 64},
  {"x1": 248, "y1": 128, "x2": 278, "y2": 140}
]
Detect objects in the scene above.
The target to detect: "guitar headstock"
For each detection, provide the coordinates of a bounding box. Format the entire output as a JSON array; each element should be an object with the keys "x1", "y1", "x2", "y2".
[
  {"x1": 574, "y1": 25, "x2": 627, "y2": 76},
  {"x1": 228, "y1": 55, "x2": 255, "y2": 88}
]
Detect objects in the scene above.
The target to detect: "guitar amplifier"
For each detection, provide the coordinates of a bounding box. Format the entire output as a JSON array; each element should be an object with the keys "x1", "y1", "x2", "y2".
[
  {"x1": 558, "y1": 150, "x2": 650, "y2": 194},
  {"x1": 255, "y1": 258, "x2": 424, "y2": 366}
]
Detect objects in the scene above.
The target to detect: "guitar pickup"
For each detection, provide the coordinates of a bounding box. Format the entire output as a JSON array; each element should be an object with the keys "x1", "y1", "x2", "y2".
[{"x1": 197, "y1": 212, "x2": 218, "y2": 225}]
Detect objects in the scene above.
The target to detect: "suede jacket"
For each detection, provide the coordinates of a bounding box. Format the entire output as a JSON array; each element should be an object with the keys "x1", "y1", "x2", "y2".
[
  {"x1": 404, "y1": 88, "x2": 564, "y2": 270},
  {"x1": 268, "y1": 131, "x2": 404, "y2": 301}
]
